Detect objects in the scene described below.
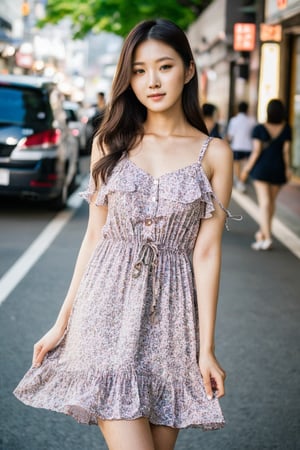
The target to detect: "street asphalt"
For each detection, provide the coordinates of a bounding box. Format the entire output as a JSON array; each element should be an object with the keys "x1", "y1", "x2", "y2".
[{"x1": 0, "y1": 194, "x2": 299, "y2": 450}]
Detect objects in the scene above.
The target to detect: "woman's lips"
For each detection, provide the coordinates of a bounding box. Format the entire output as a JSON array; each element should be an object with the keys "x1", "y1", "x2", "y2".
[{"x1": 147, "y1": 93, "x2": 165, "y2": 100}]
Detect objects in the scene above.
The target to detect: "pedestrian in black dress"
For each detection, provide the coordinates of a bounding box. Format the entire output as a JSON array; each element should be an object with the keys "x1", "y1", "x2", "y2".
[{"x1": 240, "y1": 99, "x2": 292, "y2": 250}]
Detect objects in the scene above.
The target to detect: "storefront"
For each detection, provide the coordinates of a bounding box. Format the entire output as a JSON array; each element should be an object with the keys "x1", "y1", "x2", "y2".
[
  {"x1": 263, "y1": 0, "x2": 300, "y2": 177},
  {"x1": 187, "y1": 0, "x2": 258, "y2": 129}
]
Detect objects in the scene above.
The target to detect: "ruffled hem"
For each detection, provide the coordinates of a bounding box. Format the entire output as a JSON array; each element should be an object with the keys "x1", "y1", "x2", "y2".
[{"x1": 14, "y1": 365, "x2": 225, "y2": 431}]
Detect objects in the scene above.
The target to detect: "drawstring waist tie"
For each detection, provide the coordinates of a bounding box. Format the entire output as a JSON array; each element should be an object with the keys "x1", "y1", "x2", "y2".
[
  {"x1": 132, "y1": 240, "x2": 159, "y2": 322},
  {"x1": 132, "y1": 240, "x2": 187, "y2": 323},
  {"x1": 100, "y1": 236, "x2": 194, "y2": 323}
]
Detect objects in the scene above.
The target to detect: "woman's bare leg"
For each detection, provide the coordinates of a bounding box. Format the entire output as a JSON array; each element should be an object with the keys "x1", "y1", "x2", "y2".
[
  {"x1": 253, "y1": 180, "x2": 272, "y2": 240},
  {"x1": 150, "y1": 424, "x2": 179, "y2": 450},
  {"x1": 233, "y1": 160, "x2": 241, "y2": 180},
  {"x1": 98, "y1": 418, "x2": 155, "y2": 450},
  {"x1": 269, "y1": 184, "x2": 281, "y2": 225}
]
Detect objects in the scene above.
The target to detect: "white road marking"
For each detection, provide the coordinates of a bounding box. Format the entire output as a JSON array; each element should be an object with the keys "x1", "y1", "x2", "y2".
[
  {"x1": 0, "y1": 183, "x2": 85, "y2": 306},
  {"x1": 232, "y1": 188, "x2": 300, "y2": 259}
]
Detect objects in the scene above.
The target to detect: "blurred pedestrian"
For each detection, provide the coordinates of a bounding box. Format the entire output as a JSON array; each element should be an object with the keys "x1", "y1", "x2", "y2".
[
  {"x1": 202, "y1": 103, "x2": 222, "y2": 138},
  {"x1": 226, "y1": 101, "x2": 256, "y2": 192},
  {"x1": 92, "y1": 91, "x2": 106, "y2": 131},
  {"x1": 14, "y1": 19, "x2": 236, "y2": 450},
  {"x1": 240, "y1": 99, "x2": 292, "y2": 250},
  {"x1": 86, "y1": 92, "x2": 107, "y2": 153}
]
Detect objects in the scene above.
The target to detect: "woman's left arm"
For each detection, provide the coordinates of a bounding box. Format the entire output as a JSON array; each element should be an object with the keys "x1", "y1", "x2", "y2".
[{"x1": 193, "y1": 139, "x2": 233, "y2": 400}]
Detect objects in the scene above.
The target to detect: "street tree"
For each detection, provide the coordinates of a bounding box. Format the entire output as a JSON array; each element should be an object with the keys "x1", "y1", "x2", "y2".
[{"x1": 38, "y1": 0, "x2": 212, "y2": 38}]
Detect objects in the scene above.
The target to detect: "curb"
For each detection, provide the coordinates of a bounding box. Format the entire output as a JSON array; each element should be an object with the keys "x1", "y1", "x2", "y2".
[{"x1": 231, "y1": 188, "x2": 300, "y2": 259}]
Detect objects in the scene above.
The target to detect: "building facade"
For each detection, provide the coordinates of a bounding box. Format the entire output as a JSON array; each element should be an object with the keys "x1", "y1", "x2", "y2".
[
  {"x1": 188, "y1": 0, "x2": 300, "y2": 178},
  {"x1": 263, "y1": 0, "x2": 300, "y2": 176},
  {"x1": 187, "y1": 0, "x2": 258, "y2": 128},
  {"x1": 0, "y1": 0, "x2": 23, "y2": 73}
]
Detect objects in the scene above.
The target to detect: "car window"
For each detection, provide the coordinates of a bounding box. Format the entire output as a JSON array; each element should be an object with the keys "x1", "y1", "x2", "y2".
[{"x1": 0, "y1": 86, "x2": 52, "y2": 131}]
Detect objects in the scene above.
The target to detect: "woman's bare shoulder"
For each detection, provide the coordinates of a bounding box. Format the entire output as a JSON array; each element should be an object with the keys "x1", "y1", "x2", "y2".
[
  {"x1": 209, "y1": 138, "x2": 232, "y2": 161},
  {"x1": 202, "y1": 137, "x2": 233, "y2": 177}
]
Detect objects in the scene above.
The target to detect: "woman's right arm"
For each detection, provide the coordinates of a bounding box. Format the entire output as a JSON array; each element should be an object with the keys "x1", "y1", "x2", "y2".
[{"x1": 32, "y1": 142, "x2": 108, "y2": 367}]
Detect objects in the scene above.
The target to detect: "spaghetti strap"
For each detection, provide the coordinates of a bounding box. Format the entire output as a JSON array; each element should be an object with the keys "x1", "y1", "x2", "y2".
[{"x1": 198, "y1": 136, "x2": 213, "y2": 162}]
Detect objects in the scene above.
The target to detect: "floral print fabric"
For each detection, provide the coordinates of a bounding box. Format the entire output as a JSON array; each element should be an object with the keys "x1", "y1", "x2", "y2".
[{"x1": 14, "y1": 137, "x2": 227, "y2": 430}]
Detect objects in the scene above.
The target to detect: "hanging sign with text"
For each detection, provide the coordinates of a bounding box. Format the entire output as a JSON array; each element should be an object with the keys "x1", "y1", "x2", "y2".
[{"x1": 233, "y1": 23, "x2": 256, "y2": 52}]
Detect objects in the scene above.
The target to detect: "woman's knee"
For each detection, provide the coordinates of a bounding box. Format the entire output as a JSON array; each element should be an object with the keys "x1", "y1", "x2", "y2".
[
  {"x1": 257, "y1": 192, "x2": 272, "y2": 210},
  {"x1": 150, "y1": 424, "x2": 179, "y2": 450},
  {"x1": 98, "y1": 417, "x2": 155, "y2": 450}
]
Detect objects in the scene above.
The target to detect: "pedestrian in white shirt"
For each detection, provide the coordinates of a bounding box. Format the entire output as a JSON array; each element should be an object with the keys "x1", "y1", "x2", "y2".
[{"x1": 226, "y1": 101, "x2": 256, "y2": 192}]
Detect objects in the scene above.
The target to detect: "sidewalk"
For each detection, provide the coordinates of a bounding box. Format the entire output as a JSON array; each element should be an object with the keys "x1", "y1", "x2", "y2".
[
  {"x1": 231, "y1": 180, "x2": 300, "y2": 258},
  {"x1": 276, "y1": 181, "x2": 300, "y2": 237}
]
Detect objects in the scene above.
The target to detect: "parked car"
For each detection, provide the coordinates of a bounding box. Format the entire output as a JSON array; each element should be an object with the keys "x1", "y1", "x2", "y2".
[
  {"x1": 0, "y1": 74, "x2": 79, "y2": 209},
  {"x1": 63, "y1": 100, "x2": 88, "y2": 155}
]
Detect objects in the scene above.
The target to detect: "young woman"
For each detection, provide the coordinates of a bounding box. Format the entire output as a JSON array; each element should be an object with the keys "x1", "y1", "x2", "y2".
[
  {"x1": 240, "y1": 99, "x2": 292, "y2": 250},
  {"x1": 14, "y1": 19, "x2": 235, "y2": 450}
]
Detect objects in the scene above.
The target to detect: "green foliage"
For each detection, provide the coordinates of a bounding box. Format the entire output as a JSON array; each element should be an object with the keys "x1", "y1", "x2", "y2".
[{"x1": 39, "y1": 0, "x2": 210, "y2": 38}]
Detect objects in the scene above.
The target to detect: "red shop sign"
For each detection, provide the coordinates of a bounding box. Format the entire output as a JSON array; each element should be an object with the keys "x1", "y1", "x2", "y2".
[
  {"x1": 234, "y1": 23, "x2": 256, "y2": 52},
  {"x1": 277, "y1": 0, "x2": 287, "y2": 9}
]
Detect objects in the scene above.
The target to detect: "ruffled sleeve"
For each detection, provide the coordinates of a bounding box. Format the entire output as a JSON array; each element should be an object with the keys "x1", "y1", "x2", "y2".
[
  {"x1": 80, "y1": 159, "x2": 136, "y2": 206},
  {"x1": 197, "y1": 166, "x2": 243, "y2": 229},
  {"x1": 161, "y1": 164, "x2": 243, "y2": 230},
  {"x1": 79, "y1": 173, "x2": 108, "y2": 206}
]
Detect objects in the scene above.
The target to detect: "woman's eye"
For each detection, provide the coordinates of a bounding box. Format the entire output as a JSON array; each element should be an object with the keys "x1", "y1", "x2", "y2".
[
  {"x1": 160, "y1": 65, "x2": 172, "y2": 71},
  {"x1": 133, "y1": 68, "x2": 144, "y2": 74}
]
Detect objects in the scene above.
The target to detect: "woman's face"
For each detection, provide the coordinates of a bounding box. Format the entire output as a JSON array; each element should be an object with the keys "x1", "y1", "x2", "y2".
[{"x1": 130, "y1": 39, "x2": 194, "y2": 114}]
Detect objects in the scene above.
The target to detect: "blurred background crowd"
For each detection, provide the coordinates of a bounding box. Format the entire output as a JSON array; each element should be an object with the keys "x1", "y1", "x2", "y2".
[{"x1": 0, "y1": 0, "x2": 299, "y2": 207}]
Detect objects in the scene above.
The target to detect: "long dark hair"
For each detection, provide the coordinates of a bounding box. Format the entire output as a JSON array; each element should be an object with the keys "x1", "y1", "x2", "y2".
[
  {"x1": 93, "y1": 18, "x2": 207, "y2": 185},
  {"x1": 267, "y1": 99, "x2": 286, "y2": 124}
]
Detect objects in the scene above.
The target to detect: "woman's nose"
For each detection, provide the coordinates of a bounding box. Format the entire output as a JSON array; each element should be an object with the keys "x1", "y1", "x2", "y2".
[{"x1": 148, "y1": 72, "x2": 161, "y2": 88}]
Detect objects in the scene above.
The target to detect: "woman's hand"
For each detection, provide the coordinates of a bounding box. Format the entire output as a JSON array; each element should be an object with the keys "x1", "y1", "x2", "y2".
[
  {"x1": 199, "y1": 351, "x2": 226, "y2": 400},
  {"x1": 239, "y1": 169, "x2": 249, "y2": 183},
  {"x1": 32, "y1": 325, "x2": 65, "y2": 368}
]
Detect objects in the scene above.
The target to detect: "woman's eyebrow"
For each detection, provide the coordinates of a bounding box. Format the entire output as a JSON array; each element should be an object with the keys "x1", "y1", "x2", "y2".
[{"x1": 132, "y1": 56, "x2": 175, "y2": 66}]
